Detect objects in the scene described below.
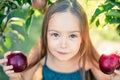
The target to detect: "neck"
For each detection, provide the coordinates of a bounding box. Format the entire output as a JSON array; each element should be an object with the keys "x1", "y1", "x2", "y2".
[{"x1": 46, "y1": 53, "x2": 81, "y2": 73}]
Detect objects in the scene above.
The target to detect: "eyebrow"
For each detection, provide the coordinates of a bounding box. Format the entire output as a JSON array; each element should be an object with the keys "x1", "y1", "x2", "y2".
[{"x1": 48, "y1": 30, "x2": 80, "y2": 33}]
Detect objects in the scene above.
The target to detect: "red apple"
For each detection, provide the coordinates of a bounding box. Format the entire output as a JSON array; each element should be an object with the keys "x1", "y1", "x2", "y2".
[
  {"x1": 7, "y1": 51, "x2": 27, "y2": 72},
  {"x1": 99, "y1": 53, "x2": 120, "y2": 74},
  {"x1": 32, "y1": 0, "x2": 47, "y2": 9}
]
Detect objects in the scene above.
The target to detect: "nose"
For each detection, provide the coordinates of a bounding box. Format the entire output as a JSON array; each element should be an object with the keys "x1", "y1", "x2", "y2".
[{"x1": 60, "y1": 37, "x2": 68, "y2": 48}]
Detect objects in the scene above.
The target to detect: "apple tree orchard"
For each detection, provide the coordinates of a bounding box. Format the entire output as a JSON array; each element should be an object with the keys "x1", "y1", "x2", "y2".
[{"x1": 0, "y1": 0, "x2": 54, "y2": 54}]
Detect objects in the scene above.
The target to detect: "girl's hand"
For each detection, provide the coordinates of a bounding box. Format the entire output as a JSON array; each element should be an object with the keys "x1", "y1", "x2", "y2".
[
  {"x1": 0, "y1": 51, "x2": 22, "y2": 80},
  {"x1": 111, "y1": 70, "x2": 120, "y2": 80},
  {"x1": 0, "y1": 51, "x2": 14, "y2": 75}
]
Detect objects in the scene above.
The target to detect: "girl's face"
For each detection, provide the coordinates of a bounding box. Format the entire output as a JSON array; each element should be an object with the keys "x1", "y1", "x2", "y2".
[{"x1": 47, "y1": 11, "x2": 82, "y2": 61}]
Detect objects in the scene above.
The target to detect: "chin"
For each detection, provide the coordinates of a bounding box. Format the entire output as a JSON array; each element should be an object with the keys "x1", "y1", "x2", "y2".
[{"x1": 56, "y1": 56, "x2": 74, "y2": 61}]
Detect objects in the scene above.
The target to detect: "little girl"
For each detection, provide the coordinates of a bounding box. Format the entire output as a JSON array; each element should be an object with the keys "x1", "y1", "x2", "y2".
[{"x1": 0, "y1": 0, "x2": 120, "y2": 80}]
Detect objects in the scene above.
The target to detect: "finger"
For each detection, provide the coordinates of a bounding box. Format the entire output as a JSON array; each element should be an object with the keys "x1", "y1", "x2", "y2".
[
  {"x1": 5, "y1": 70, "x2": 14, "y2": 75},
  {"x1": 0, "y1": 59, "x2": 8, "y2": 66},
  {"x1": 114, "y1": 70, "x2": 120, "y2": 75},
  {"x1": 3, "y1": 65, "x2": 13, "y2": 71},
  {"x1": 6, "y1": 72, "x2": 21, "y2": 79}
]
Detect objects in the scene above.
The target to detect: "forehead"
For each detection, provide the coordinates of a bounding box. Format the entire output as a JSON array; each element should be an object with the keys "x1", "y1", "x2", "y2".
[{"x1": 48, "y1": 11, "x2": 80, "y2": 31}]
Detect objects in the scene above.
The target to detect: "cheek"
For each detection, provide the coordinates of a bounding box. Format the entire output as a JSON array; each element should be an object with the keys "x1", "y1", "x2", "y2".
[
  {"x1": 71, "y1": 39, "x2": 81, "y2": 52},
  {"x1": 47, "y1": 37, "x2": 58, "y2": 50}
]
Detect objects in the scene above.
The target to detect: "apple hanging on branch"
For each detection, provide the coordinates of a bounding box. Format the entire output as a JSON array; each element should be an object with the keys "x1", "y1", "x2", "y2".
[
  {"x1": 7, "y1": 51, "x2": 28, "y2": 72},
  {"x1": 32, "y1": 0, "x2": 47, "y2": 9},
  {"x1": 99, "y1": 52, "x2": 120, "y2": 74}
]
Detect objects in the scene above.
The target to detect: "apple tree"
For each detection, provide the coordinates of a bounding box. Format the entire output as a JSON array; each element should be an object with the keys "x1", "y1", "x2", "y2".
[
  {"x1": 0, "y1": 0, "x2": 54, "y2": 53},
  {"x1": 90, "y1": 0, "x2": 120, "y2": 36}
]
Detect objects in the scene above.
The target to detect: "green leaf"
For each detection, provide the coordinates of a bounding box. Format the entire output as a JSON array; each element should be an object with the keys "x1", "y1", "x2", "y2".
[
  {"x1": 25, "y1": 16, "x2": 32, "y2": 34},
  {"x1": 107, "y1": 9, "x2": 120, "y2": 17},
  {"x1": 8, "y1": 9, "x2": 28, "y2": 20},
  {"x1": 90, "y1": 3, "x2": 114, "y2": 23},
  {"x1": 110, "y1": 18, "x2": 120, "y2": 24},
  {"x1": 105, "y1": 16, "x2": 120, "y2": 24},
  {"x1": 96, "y1": 19, "x2": 100, "y2": 27},
  {"x1": 0, "y1": 14, "x2": 6, "y2": 26},
  {"x1": 16, "y1": 0, "x2": 23, "y2": 6},
  {"x1": 8, "y1": 9, "x2": 25, "y2": 19},
  {"x1": 0, "y1": 2, "x2": 5, "y2": 10},
  {"x1": 9, "y1": 0, "x2": 20, "y2": 9},
  {"x1": 115, "y1": 0, "x2": 120, "y2": 2},
  {"x1": 3, "y1": 37, "x2": 11, "y2": 49},
  {"x1": 23, "y1": 0, "x2": 31, "y2": 5},
  {"x1": 25, "y1": 9, "x2": 34, "y2": 34},
  {"x1": 90, "y1": 8, "x2": 102, "y2": 23},
  {"x1": 0, "y1": 46, "x2": 4, "y2": 53},
  {"x1": 29, "y1": 9, "x2": 34, "y2": 16},
  {"x1": 107, "y1": 0, "x2": 120, "y2": 7},
  {"x1": 116, "y1": 24, "x2": 120, "y2": 35},
  {"x1": 9, "y1": 18, "x2": 25, "y2": 26},
  {"x1": 11, "y1": 30, "x2": 25, "y2": 41},
  {"x1": 48, "y1": 0, "x2": 54, "y2": 5},
  {"x1": 105, "y1": 15, "x2": 111, "y2": 23}
]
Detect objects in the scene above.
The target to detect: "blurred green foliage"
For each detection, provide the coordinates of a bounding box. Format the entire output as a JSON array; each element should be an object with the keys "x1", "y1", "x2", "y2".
[
  {"x1": 0, "y1": 0, "x2": 34, "y2": 53},
  {"x1": 0, "y1": 66, "x2": 9, "y2": 80},
  {"x1": 0, "y1": 0, "x2": 120, "y2": 80}
]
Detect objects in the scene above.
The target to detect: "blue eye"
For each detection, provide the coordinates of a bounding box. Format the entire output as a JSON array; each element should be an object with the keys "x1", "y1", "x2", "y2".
[{"x1": 69, "y1": 34, "x2": 77, "y2": 38}]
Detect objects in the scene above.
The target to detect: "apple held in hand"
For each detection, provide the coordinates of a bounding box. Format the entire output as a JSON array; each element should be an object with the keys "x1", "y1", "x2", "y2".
[
  {"x1": 7, "y1": 51, "x2": 27, "y2": 72},
  {"x1": 99, "y1": 53, "x2": 120, "y2": 74}
]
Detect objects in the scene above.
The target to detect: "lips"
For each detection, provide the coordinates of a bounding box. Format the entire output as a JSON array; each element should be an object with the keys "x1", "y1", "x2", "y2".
[{"x1": 57, "y1": 51, "x2": 68, "y2": 55}]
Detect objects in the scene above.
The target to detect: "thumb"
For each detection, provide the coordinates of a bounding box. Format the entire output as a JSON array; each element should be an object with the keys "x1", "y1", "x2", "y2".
[{"x1": 114, "y1": 70, "x2": 120, "y2": 75}]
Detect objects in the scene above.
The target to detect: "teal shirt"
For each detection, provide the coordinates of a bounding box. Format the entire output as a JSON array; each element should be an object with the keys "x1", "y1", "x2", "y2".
[{"x1": 42, "y1": 56, "x2": 87, "y2": 80}]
